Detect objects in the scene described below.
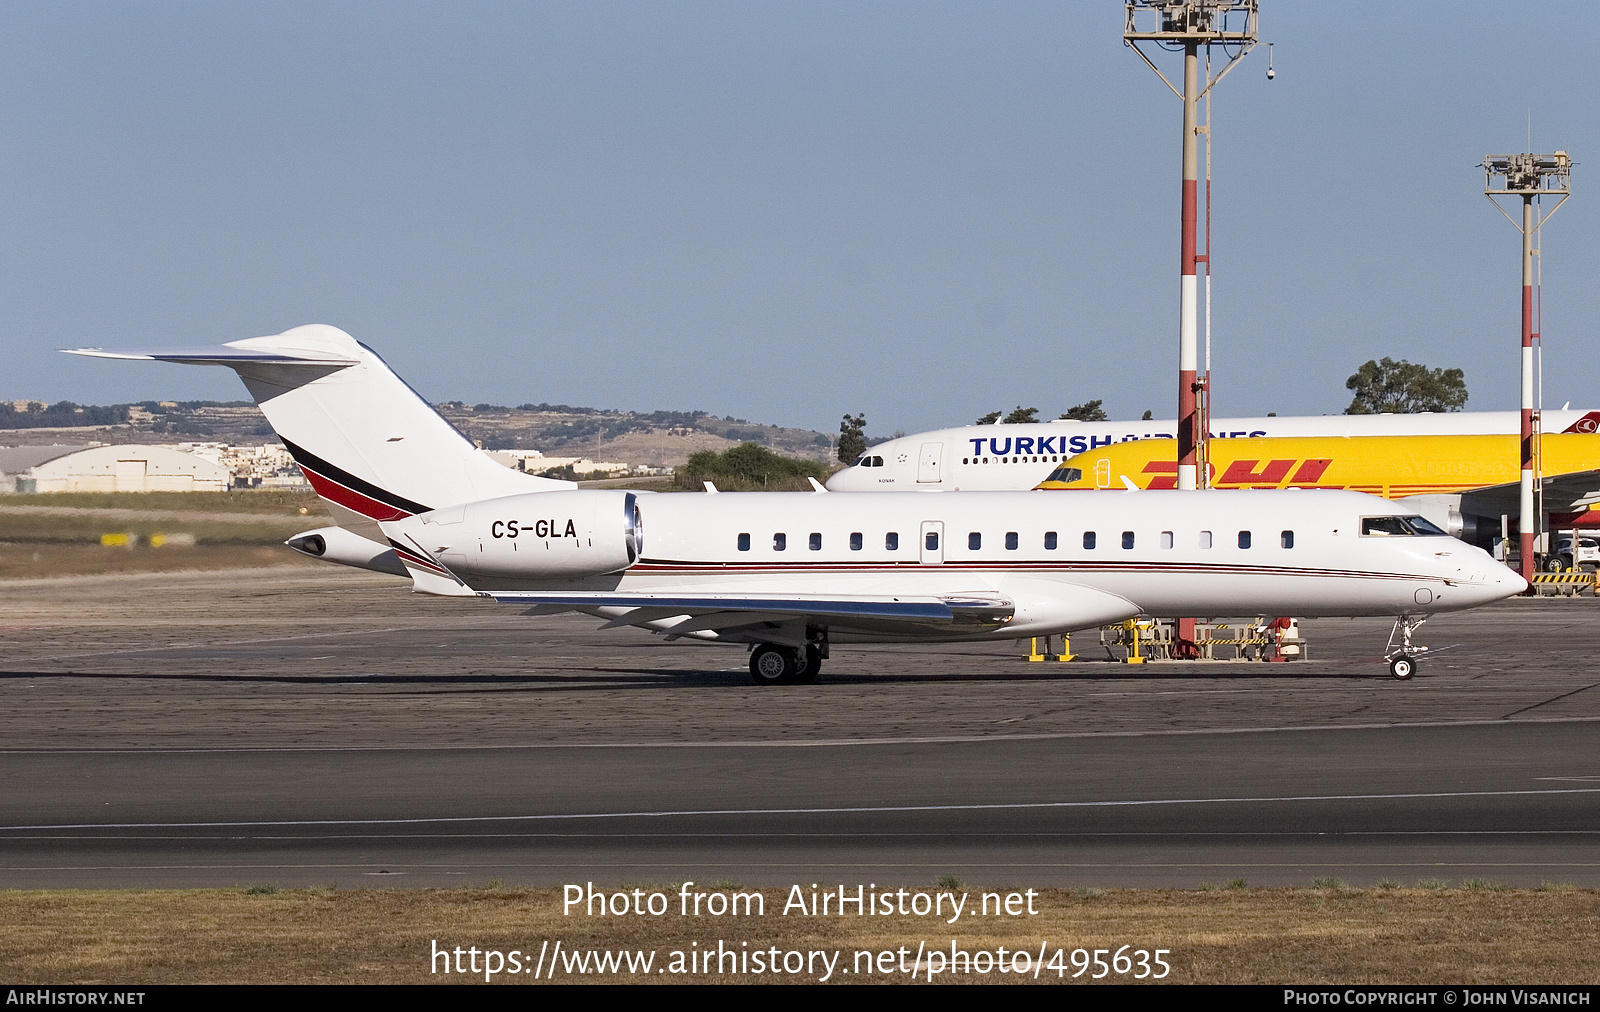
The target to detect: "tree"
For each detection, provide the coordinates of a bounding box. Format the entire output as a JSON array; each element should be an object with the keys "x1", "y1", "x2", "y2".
[
  {"x1": 975, "y1": 410, "x2": 1002, "y2": 425},
  {"x1": 837, "y1": 413, "x2": 866, "y2": 464},
  {"x1": 1003, "y1": 406, "x2": 1039, "y2": 424},
  {"x1": 678, "y1": 442, "x2": 829, "y2": 491},
  {"x1": 1141, "y1": 410, "x2": 1153, "y2": 421},
  {"x1": 1345, "y1": 358, "x2": 1467, "y2": 414},
  {"x1": 1060, "y1": 399, "x2": 1108, "y2": 422}
]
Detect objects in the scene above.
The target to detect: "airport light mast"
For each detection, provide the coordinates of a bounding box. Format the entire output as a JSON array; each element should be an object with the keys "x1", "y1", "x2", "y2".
[
  {"x1": 1483, "y1": 151, "x2": 1570, "y2": 579},
  {"x1": 1123, "y1": 1, "x2": 1259, "y2": 492}
]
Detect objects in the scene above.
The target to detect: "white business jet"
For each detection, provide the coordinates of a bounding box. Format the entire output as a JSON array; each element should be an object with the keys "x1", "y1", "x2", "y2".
[
  {"x1": 70, "y1": 325, "x2": 1526, "y2": 684},
  {"x1": 827, "y1": 409, "x2": 1600, "y2": 492}
]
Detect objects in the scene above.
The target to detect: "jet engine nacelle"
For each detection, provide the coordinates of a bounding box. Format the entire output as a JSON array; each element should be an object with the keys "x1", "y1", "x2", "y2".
[
  {"x1": 395, "y1": 490, "x2": 642, "y2": 580},
  {"x1": 286, "y1": 525, "x2": 409, "y2": 577}
]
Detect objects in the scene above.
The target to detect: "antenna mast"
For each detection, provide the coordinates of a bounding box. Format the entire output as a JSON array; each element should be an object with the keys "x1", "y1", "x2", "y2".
[
  {"x1": 1483, "y1": 150, "x2": 1570, "y2": 580},
  {"x1": 1124, "y1": 0, "x2": 1260, "y2": 492}
]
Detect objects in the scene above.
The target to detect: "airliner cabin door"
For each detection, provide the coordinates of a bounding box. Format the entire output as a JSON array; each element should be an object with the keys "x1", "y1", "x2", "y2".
[
  {"x1": 919, "y1": 521, "x2": 944, "y2": 565},
  {"x1": 917, "y1": 441, "x2": 942, "y2": 483}
]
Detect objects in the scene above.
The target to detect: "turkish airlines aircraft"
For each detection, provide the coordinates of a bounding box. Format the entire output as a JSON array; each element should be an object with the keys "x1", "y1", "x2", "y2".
[
  {"x1": 70, "y1": 325, "x2": 1525, "y2": 683},
  {"x1": 826, "y1": 410, "x2": 1600, "y2": 492}
]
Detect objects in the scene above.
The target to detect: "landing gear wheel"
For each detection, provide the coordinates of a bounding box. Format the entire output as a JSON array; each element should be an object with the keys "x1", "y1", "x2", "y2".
[
  {"x1": 750, "y1": 644, "x2": 799, "y2": 686},
  {"x1": 792, "y1": 645, "x2": 822, "y2": 684},
  {"x1": 1389, "y1": 654, "x2": 1416, "y2": 680}
]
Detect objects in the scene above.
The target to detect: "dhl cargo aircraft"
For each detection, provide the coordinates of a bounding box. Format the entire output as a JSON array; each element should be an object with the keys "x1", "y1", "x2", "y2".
[{"x1": 1034, "y1": 433, "x2": 1600, "y2": 553}]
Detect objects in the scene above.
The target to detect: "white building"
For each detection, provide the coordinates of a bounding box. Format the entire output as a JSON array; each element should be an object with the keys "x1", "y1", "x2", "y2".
[
  {"x1": 482, "y1": 449, "x2": 632, "y2": 476},
  {"x1": 3, "y1": 444, "x2": 232, "y2": 492}
]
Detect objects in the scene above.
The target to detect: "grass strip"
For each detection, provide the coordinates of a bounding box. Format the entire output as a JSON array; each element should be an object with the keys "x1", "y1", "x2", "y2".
[{"x1": 2, "y1": 885, "x2": 1596, "y2": 984}]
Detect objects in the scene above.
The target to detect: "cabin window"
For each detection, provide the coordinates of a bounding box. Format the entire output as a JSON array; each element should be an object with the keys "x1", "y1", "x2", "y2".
[
  {"x1": 1238, "y1": 530, "x2": 1252, "y2": 549},
  {"x1": 1199, "y1": 530, "x2": 1212, "y2": 549},
  {"x1": 809, "y1": 532, "x2": 822, "y2": 551},
  {"x1": 1122, "y1": 531, "x2": 1135, "y2": 550},
  {"x1": 1083, "y1": 531, "x2": 1097, "y2": 549},
  {"x1": 925, "y1": 531, "x2": 939, "y2": 551},
  {"x1": 773, "y1": 533, "x2": 786, "y2": 551},
  {"x1": 1160, "y1": 531, "x2": 1173, "y2": 549},
  {"x1": 1005, "y1": 532, "x2": 1018, "y2": 550},
  {"x1": 1281, "y1": 530, "x2": 1295, "y2": 549},
  {"x1": 1044, "y1": 531, "x2": 1058, "y2": 550},
  {"x1": 886, "y1": 532, "x2": 900, "y2": 550},
  {"x1": 737, "y1": 533, "x2": 750, "y2": 552},
  {"x1": 850, "y1": 532, "x2": 863, "y2": 551},
  {"x1": 968, "y1": 532, "x2": 982, "y2": 550}
]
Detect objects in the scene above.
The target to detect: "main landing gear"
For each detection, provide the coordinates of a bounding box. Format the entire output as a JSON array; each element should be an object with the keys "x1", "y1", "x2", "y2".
[
  {"x1": 749, "y1": 641, "x2": 824, "y2": 685},
  {"x1": 1384, "y1": 616, "x2": 1427, "y2": 680}
]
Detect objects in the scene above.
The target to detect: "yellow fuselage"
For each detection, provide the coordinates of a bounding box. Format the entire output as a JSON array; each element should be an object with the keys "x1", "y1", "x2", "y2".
[{"x1": 1038, "y1": 433, "x2": 1600, "y2": 496}]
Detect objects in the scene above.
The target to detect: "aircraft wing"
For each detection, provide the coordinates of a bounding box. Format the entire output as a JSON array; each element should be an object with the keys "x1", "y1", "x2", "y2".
[
  {"x1": 1460, "y1": 469, "x2": 1600, "y2": 517},
  {"x1": 484, "y1": 590, "x2": 1016, "y2": 641}
]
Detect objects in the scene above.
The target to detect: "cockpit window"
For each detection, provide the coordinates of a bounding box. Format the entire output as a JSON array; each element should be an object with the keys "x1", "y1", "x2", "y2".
[
  {"x1": 1044, "y1": 466, "x2": 1083, "y2": 483},
  {"x1": 1361, "y1": 515, "x2": 1450, "y2": 537},
  {"x1": 854, "y1": 455, "x2": 885, "y2": 468}
]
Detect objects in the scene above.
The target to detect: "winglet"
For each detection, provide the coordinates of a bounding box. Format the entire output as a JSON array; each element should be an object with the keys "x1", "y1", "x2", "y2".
[
  {"x1": 1121, "y1": 476, "x2": 1140, "y2": 491},
  {"x1": 807, "y1": 477, "x2": 827, "y2": 493},
  {"x1": 703, "y1": 481, "x2": 719, "y2": 494}
]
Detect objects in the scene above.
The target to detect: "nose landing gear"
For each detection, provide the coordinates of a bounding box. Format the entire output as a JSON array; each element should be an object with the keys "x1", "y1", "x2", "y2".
[{"x1": 1384, "y1": 616, "x2": 1427, "y2": 680}]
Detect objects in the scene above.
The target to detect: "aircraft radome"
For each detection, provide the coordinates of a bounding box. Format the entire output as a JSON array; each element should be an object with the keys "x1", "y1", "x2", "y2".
[
  {"x1": 827, "y1": 409, "x2": 1600, "y2": 492},
  {"x1": 70, "y1": 325, "x2": 1527, "y2": 683}
]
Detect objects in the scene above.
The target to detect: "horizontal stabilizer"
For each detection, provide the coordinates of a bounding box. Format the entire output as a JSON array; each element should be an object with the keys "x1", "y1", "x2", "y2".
[{"x1": 64, "y1": 345, "x2": 359, "y2": 366}]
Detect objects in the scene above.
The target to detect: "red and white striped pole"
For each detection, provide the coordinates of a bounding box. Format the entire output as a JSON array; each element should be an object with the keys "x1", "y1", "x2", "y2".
[
  {"x1": 1177, "y1": 42, "x2": 1200, "y2": 491},
  {"x1": 1519, "y1": 195, "x2": 1536, "y2": 578}
]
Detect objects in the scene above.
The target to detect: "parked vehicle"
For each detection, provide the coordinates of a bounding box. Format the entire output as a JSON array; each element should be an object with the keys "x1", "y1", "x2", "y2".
[{"x1": 1545, "y1": 535, "x2": 1600, "y2": 573}]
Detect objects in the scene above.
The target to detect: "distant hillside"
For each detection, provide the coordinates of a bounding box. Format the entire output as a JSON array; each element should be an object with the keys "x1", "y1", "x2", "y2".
[
  {"x1": 0, "y1": 399, "x2": 838, "y2": 469},
  {"x1": 436, "y1": 402, "x2": 835, "y2": 468}
]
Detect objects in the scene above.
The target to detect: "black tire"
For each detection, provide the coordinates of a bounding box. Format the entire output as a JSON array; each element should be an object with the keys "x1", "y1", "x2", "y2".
[
  {"x1": 1544, "y1": 555, "x2": 1568, "y2": 573},
  {"x1": 750, "y1": 644, "x2": 797, "y2": 686},
  {"x1": 1389, "y1": 655, "x2": 1416, "y2": 680}
]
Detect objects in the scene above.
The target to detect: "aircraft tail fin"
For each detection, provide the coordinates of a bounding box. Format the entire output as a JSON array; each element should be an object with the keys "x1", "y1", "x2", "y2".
[{"x1": 68, "y1": 325, "x2": 575, "y2": 539}]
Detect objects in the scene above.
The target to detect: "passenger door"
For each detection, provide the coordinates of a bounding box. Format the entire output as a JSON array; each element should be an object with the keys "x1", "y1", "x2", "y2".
[{"x1": 917, "y1": 442, "x2": 942, "y2": 483}]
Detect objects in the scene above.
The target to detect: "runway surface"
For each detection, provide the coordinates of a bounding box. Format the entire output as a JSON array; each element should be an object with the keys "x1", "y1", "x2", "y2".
[{"x1": 2, "y1": 565, "x2": 1598, "y2": 888}]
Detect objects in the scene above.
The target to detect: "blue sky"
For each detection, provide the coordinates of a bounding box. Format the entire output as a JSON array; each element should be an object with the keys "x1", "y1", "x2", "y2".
[{"x1": 6, "y1": 2, "x2": 1597, "y2": 435}]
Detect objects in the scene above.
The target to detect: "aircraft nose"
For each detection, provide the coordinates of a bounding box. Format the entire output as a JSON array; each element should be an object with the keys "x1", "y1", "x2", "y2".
[
  {"x1": 1436, "y1": 551, "x2": 1526, "y2": 605},
  {"x1": 1469, "y1": 560, "x2": 1527, "y2": 601}
]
